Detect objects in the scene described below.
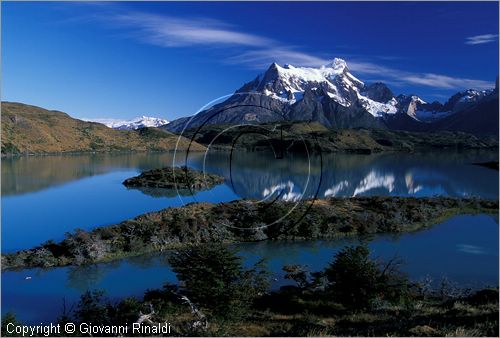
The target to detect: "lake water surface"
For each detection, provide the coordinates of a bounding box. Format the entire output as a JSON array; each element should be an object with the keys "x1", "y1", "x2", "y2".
[{"x1": 2, "y1": 150, "x2": 498, "y2": 323}]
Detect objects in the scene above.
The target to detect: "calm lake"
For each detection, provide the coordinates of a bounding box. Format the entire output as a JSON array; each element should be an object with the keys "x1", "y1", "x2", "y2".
[{"x1": 2, "y1": 150, "x2": 499, "y2": 323}]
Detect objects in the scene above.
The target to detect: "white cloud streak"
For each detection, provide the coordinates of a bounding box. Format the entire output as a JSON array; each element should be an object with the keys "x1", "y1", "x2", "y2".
[
  {"x1": 96, "y1": 8, "x2": 493, "y2": 91},
  {"x1": 109, "y1": 12, "x2": 273, "y2": 47},
  {"x1": 465, "y1": 34, "x2": 498, "y2": 45},
  {"x1": 347, "y1": 61, "x2": 492, "y2": 90},
  {"x1": 225, "y1": 49, "x2": 329, "y2": 69},
  {"x1": 402, "y1": 73, "x2": 492, "y2": 90}
]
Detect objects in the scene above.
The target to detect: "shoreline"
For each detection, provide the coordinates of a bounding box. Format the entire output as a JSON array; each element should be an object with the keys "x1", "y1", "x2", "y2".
[
  {"x1": 2, "y1": 145, "x2": 498, "y2": 159},
  {"x1": 3, "y1": 196, "x2": 498, "y2": 270},
  {"x1": 5, "y1": 212, "x2": 496, "y2": 273},
  {"x1": 0, "y1": 149, "x2": 206, "y2": 158}
]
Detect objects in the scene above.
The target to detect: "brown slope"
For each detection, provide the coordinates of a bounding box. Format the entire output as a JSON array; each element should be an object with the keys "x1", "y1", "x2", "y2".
[{"x1": 1, "y1": 102, "x2": 205, "y2": 155}]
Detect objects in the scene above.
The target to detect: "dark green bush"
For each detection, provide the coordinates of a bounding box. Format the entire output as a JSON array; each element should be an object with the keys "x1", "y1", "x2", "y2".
[
  {"x1": 168, "y1": 243, "x2": 269, "y2": 319},
  {"x1": 324, "y1": 245, "x2": 408, "y2": 309},
  {"x1": 1, "y1": 312, "x2": 23, "y2": 337}
]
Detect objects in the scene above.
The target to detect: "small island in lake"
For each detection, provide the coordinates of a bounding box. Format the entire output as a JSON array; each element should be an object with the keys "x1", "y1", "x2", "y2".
[{"x1": 123, "y1": 166, "x2": 225, "y2": 192}]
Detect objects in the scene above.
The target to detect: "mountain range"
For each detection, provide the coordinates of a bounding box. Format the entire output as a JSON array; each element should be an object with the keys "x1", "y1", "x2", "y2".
[
  {"x1": 2, "y1": 101, "x2": 495, "y2": 156},
  {"x1": 165, "y1": 58, "x2": 498, "y2": 136},
  {"x1": 82, "y1": 116, "x2": 170, "y2": 130}
]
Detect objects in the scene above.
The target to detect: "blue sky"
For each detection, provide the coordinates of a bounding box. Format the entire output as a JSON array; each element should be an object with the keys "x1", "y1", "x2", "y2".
[{"x1": 3, "y1": 1, "x2": 499, "y2": 120}]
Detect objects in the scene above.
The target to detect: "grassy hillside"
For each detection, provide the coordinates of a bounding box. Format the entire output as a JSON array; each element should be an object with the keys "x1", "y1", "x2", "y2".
[{"x1": 1, "y1": 102, "x2": 205, "y2": 155}]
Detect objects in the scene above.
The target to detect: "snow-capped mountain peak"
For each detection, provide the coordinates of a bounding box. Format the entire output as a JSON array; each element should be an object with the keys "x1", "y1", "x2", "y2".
[
  {"x1": 442, "y1": 88, "x2": 494, "y2": 114},
  {"x1": 165, "y1": 56, "x2": 497, "y2": 134},
  {"x1": 458, "y1": 89, "x2": 492, "y2": 103},
  {"x1": 326, "y1": 57, "x2": 348, "y2": 73},
  {"x1": 245, "y1": 59, "x2": 395, "y2": 116},
  {"x1": 410, "y1": 95, "x2": 427, "y2": 105},
  {"x1": 246, "y1": 59, "x2": 364, "y2": 106},
  {"x1": 82, "y1": 116, "x2": 170, "y2": 130},
  {"x1": 166, "y1": 56, "x2": 498, "y2": 134}
]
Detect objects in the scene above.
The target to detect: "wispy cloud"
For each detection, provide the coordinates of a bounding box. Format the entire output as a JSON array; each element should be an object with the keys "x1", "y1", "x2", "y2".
[
  {"x1": 402, "y1": 73, "x2": 492, "y2": 90},
  {"x1": 109, "y1": 12, "x2": 273, "y2": 47},
  {"x1": 225, "y1": 49, "x2": 329, "y2": 69},
  {"x1": 87, "y1": 6, "x2": 493, "y2": 91},
  {"x1": 101, "y1": 9, "x2": 331, "y2": 70},
  {"x1": 346, "y1": 61, "x2": 492, "y2": 90},
  {"x1": 465, "y1": 34, "x2": 498, "y2": 45}
]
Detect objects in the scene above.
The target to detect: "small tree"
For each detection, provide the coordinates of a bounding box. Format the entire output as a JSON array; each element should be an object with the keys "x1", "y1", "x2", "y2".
[
  {"x1": 283, "y1": 264, "x2": 309, "y2": 289},
  {"x1": 74, "y1": 290, "x2": 111, "y2": 326},
  {"x1": 168, "y1": 243, "x2": 269, "y2": 318},
  {"x1": 110, "y1": 297, "x2": 143, "y2": 325},
  {"x1": 2, "y1": 312, "x2": 23, "y2": 337},
  {"x1": 324, "y1": 245, "x2": 407, "y2": 309}
]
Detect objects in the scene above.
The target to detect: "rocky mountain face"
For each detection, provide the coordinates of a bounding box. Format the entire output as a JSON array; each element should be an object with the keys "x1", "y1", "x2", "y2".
[
  {"x1": 395, "y1": 95, "x2": 442, "y2": 120},
  {"x1": 384, "y1": 85, "x2": 498, "y2": 135},
  {"x1": 443, "y1": 89, "x2": 493, "y2": 113},
  {"x1": 166, "y1": 59, "x2": 394, "y2": 132},
  {"x1": 362, "y1": 82, "x2": 395, "y2": 103},
  {"x1": 435, "y1": 79, "x2": 499, "y2": 136},
  {"x1": 165, "y1": 59, "x2": 498, "y2": 137}
]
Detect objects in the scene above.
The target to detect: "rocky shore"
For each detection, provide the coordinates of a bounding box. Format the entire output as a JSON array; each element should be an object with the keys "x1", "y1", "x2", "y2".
[{"x1": 3, "y1": 197, "x2": 497, "y2": 269}]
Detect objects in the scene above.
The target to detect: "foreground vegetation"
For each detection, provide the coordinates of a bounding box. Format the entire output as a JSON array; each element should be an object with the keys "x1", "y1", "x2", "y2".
[
  {"x1": 3, "y1": 244, "x2": 498, "y2": 336},
  {"x1": 3, "y1": 197, "x2": 497, "y2": 269}
]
